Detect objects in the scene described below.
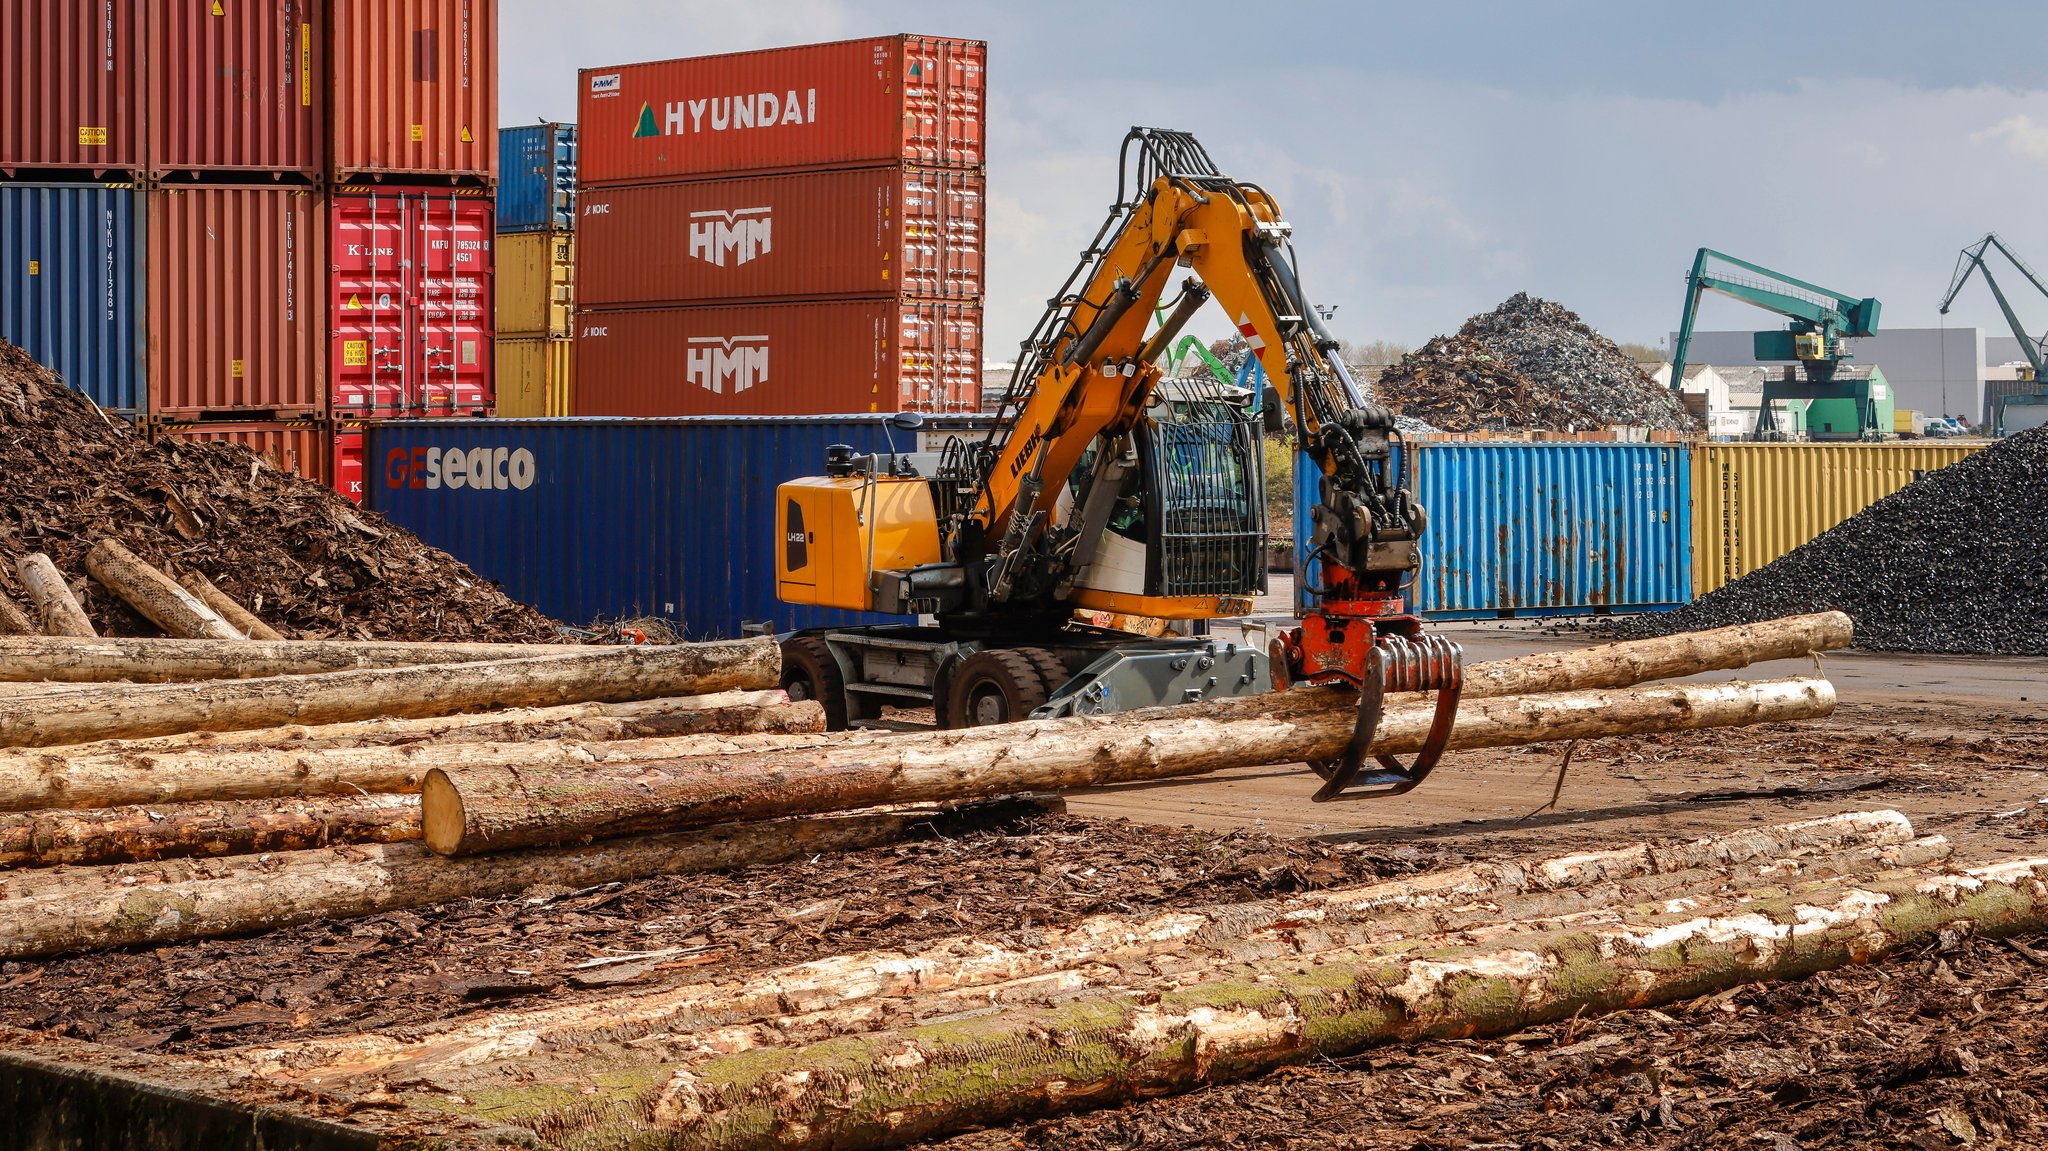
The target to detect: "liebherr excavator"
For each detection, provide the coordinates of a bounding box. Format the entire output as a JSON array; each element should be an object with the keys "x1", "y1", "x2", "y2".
[{"x1": 774, "y1": 128, "x2": 1461, "y2": 800}]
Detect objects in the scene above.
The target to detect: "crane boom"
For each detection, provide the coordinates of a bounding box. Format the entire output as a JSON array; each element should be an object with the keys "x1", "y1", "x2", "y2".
[{"x1": 1940, "y1": 233, "x2": 2048, "y2": 377}]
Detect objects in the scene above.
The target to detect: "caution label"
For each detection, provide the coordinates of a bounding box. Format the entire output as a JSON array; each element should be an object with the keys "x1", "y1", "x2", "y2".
[
  {"x1": 301, "y1": 24, "x2": 312, "y2": 106},
  {"x1": 77, "y1": 126, "x2": 107, "y2": 147},
  {"x1": 26, "y1": 260, "x2": 38, "y2": 276},
  {"x1": 410, "y1": 124, "x2": 425, "y2": 142},
  {"x1": 344, "y1": 293, "x2": 362, "y2": 310},
  {"x1": 212, "y1": 0, "x2": 225, "y2": 14},
  {"x1": 343, "y1": 340, "x2": 369, "y2": 367},
  {"x1": 231, "y1": 359, "x2": 245, "y2": 378},
  {"x1": 460, "y1": 126, "x2": 473, "y2": 143}
]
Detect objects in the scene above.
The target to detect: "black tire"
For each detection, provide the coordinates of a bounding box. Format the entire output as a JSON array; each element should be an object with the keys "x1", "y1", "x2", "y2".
[
  {"x1": 1017, "y1": 647, "x2": 1072, "y2": 701},
  {"x1": 781, "y1": 636, "x2": 850, "y2": 730},
  {"x1": 946, "y1": 648, "x2": 1053, "y2": 728}
]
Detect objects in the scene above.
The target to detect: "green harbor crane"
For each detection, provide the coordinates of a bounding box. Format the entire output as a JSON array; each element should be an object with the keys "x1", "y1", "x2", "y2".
[
  {"x1": 1669, "y1": 248, "x2": 1887, "y2": 440},
  {"x1": 1942, "y1": 233, "x2": 2048, "y2": 434}
]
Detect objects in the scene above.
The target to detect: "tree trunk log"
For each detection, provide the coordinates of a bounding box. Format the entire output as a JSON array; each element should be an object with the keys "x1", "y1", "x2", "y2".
[
  {"x1": 0, "y1": 637, "x2": 780, "y2": 749},
  {"x1": 0, "y1": 794, "x2": 420, "y2": 867},
  {"x1": 0, "y1": 634, "x2": 627, "y2": 684},
  {"x1": 388, "y1": 856, "x2": 2048, "y2": 1151},
  {"x1": 0, "y1": 596, "x2": 33, "y2": 637},
  {"x1": 15, "y1": 555, "x2": 94, "y2": 638},
  {"x1": 422, "y1": 676, "x2": 1837, "y2": 856},
  {"x1": 175, "y1": 572, "x2": 285, "y2": 640},
  {"x1": 0, "y1": 796, "x2": 1062, "y2": 960},
  {"x1": 84, "y1": 540, "x2": 244, "y2": 640},
  {"x1": 1458, "y1": 610, "x2": 1850, "y2": 697}
]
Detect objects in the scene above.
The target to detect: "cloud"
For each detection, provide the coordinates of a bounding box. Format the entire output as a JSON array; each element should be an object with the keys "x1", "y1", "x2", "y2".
[{"x1": 1972, "y1": 114, "x2": 2048, "y2": 161}]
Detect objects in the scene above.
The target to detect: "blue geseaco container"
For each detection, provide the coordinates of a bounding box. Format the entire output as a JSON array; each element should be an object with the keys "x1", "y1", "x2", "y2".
[
  {"x1": 496, "y1": 123, "x2": 577, "y2": 233},
  {"x1": 1295, "y1": 440, "x2": 1693, "y2": 619},
  {"x1": 0, "y1": 182, "x2": 146, "y2": 414},
  {"x1": 367, "y1": 416, "x2": 989, "y2": 638}
]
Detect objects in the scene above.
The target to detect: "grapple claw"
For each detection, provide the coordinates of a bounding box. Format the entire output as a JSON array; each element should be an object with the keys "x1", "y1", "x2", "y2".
[{"x1": 1311, "y1": 631, "x2": 1463, "y2": 802}]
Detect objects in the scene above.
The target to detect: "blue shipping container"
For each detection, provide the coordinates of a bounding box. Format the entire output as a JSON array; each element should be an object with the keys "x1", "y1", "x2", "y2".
[
  {"x1": 1296, "y1": 441, "x2": 1692, "y2": 619},
  {"x1": 0, "y1": 182, "x2": 145, "y2": 414},
  {"x1": 366, "y1": 416, "x2": 986, "y2": 638},
  {"x1": 496, "y1": 123, "x2": 577, "y2": 233}
]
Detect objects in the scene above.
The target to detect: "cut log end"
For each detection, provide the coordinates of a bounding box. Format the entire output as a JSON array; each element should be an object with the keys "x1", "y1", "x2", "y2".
[{"x1": 419, "y1": 769, "x2": 466, "y2": 855}]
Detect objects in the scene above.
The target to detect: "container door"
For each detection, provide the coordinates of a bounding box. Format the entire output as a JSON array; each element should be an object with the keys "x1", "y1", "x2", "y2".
[
  {"x1": 331, "y1": 425, "x2": 365, "y2": 504},
  {"x1": 329, "y1": 192, "x2": 411, "y2": 417},
  {"x1": 900, "y1": 36, "x2": 985, "y2": 169},
  {"x1": 413, "y1": 192, "x2": 493, "y2": 414}
]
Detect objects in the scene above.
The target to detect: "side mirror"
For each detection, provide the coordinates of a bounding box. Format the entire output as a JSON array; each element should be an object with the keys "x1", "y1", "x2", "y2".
[
  {"x1": 889, "y1": 411, "x2": 926, "y2": 431},
  {"x1": 1262, "y1": 388, "x2": 1284, "y2": 435}
]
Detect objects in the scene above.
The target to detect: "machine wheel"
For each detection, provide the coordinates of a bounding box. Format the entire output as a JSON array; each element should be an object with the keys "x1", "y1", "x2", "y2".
[
  {"x1": 946, "y1": 649, "x2": 1054, "y2": 728},
  {"x1": 781, "y1": 636, "x2": 850, "y2": 730},
  {"x1": 1018, "y1": 647, "x2": 1072, "y2": 700}
]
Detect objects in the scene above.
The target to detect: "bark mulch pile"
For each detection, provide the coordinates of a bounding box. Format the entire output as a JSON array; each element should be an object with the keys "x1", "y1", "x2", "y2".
[{"x1": 0, "y1": 339, "x2": 558, "y2": 641}]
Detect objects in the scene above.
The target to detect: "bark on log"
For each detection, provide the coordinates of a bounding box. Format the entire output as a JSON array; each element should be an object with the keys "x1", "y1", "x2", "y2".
[
  {"x1": 176, "y1": 572, "x2": 286, "y2": 640},
  {"x1": 84, "y1": 540, "x2": 244, "y2": 640},
  {"x1": 1459, "y1": 610, "x2": 1851, "y2": 697},
  {"x1": 230, "y1": 811, "x2": 1933, "y2": 1084},
  {"x1": 422, "y1": 676, "x2": 1837, "y2": 856},
  {"x1": 0, "y1": 637, "x2": 781, "y2": 749},
  {"x1": 0, "y1": 797, "x2": 1062, "y2": 960},
  {"x1": 387, "y1": 856, "x2": 2048, "y2": 1151},
  {"x1": 15, "y1": 555, "x2": 94, "y2": 638},
  {"x1": 0, "y1": 794, "x2": 420, "y2": 867},
  {"x1": 0, "y1": 597, "x2": 33, "y2": 637},
  {"x1": 0, "y1": 634, "x2": 627, "y2": 684}
]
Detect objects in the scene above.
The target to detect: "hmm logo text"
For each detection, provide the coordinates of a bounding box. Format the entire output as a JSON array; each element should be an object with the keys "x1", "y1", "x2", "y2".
[
  {"x1": 687, "y1": 335, "x2": 769, "y2": 394},
  {"x1": 690, "y1": 207, "x2": 772, "y2": 267},
  {"x1": 588, "y1": 73, "x2": 621, "y2": 98},
  {"x1": 385, "y1": 446, "x2": 537, "y2": 491},
  {"x1": 633, "y1": 89, "x2": 816, "y2": 138}
]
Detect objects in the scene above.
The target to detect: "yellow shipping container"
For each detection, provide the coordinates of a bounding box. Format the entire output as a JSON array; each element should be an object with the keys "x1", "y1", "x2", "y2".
[
  {"x1": 1692, "y1": 442, "x2": 1985, "y2": 595},
  {"x1": 495, "y1": 336, "x2": 573, "y2": 417},
  {"x1": 495, "y1": 231, "x2": 574, "y2": 337}
]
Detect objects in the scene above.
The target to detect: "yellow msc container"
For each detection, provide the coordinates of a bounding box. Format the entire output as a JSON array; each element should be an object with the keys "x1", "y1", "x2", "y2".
[
  {"x1": 495, "y1": 231, "x2": 574, "y2": 337},
  {"x1": 1691, "y1": 442, "x2": 1985, "y2": 595},
  {"x1": 495, "y1": 336, "x2": 573, "y2": 417}
]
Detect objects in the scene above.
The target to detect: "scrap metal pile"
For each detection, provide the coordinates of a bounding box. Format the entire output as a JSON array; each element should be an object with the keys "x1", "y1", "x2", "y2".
[
  {"x1": 1621, "y1": 427, "x2": 2048, "y2": 654},
  {"x1": 0, "y1": 339, "x2": 557, "y2": 642},
  {"x1": 1374, "y1": 293, "x2": 1697, "y2": 432}
]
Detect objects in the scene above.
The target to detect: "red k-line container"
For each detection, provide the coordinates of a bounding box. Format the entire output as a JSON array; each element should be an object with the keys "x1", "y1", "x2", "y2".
[
  {"x1": 0, "y1": 0, "x2": 146, "y2": 175},
  {"x1": 328, "y1": 187, "x2": 494, "y2": 417},
  {"x1": 148, "y1": 185, "x2": 327, "y2": 419},
  {"x1": 576, "y1": 166, "x2": 983, "y2": 308},
  {"x1": 574, "y1": 299, "x2": 982, "y2": 417},
  {"x1": 330, "y1": 420, "x2": 367, "y2": 504},
  {"x1": 151, "y1": 0, "x2": 324, "y2": 180},
  {"x1": 577, "y1": 35, "x2": 984, "y2": 186},
  {"x1": 152, "y1": 419, "x2": 331, "y2": 485},
  {"x1": 326, "y1": 0, "x2": 496, "y2": 183}
]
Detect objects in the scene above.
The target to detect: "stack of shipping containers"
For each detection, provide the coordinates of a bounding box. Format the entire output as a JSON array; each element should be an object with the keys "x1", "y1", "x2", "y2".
[
  {"x1": 492, "y1": 122, "x2": 576, "y2": 416},
  {"x1": 572, "y1": 35, "x2": 986, "y2": 416},
  {"x1": 0, "y1": 1, "x2": 496, "y2": 506}
]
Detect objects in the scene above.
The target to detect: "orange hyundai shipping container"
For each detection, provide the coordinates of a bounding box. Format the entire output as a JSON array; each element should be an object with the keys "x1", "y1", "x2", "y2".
[
  {"x1": 153, "y1": 419, "x2": 331, "y2": 485},
  {"x1": 577, "y1": 34, "x2": 984, "y2": 186},
  {"x1": 151, "y1": 0, "x2": 324, "y2": 180},
  {"x1": 576, "y1": 166, "x2": 983, "y2": 307},
  {"x1": 574, "y1": 299, "x2": 982, "y2": 417},
  {"x1": 148, "y1": 185, "x2": 327, "y2": 419},
  {"x1": 0, "y1": 0, "x2": 146, "y2": 175},
  {"x1": 326, "y1": 0, "x2": 496, "y2": 183}
]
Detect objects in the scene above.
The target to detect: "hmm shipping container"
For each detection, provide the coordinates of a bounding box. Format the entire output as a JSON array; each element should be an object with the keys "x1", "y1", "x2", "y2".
[
  {"x1": 366, "y1": 416, "x2": 986, "y2": 636},
  {"x1": 577, "y1": 35, "x2": 984, "y2": 186},
  {"x1": 1692, "y1": 442, "x2": 1985, "y2": 596},
  {"x1": 1293, "y1": 442, "x2": 1692, "y2": 620},
  {"x1": 576, "y1": 166, "x2": 983, "y2": 307},
  {"x1": 151, "y1": 419, "x2": 329, "y2": 484},
  {"x1": 147, "y1": 184, "x2": 325, "y2": 419},
  {"x1": 329, "y1": 187, "x2": 494, "y2": 417},
  {"x1": 497, "y1": 122, "x2": 576, "y2": 232},
  {"x1": 494, "y1": 336, "x2": 572, "y2": 417},
  {"x1": 0, "y1": 0, "x2": 145, "y2": 176},
  {"x1": 0, "y1": 182, "x2": 146, "y2": 414},
  {"x1": 574, "y1": 298, "x2": 981, "y2": 417},
  {"x1": 150, "y1": 0, "x2": 323, "y2": 181},
  {"x1": 326, "y1": 0, "x2": 496, "y2": 183},
  {"x1": 494, "y1": 230, "x2": 572, "y2": 336}
]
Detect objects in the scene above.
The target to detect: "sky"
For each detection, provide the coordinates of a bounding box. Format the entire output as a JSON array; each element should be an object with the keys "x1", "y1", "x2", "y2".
[{"x1": 502, "y1": 0, "x2": 2048, "y2": 360}]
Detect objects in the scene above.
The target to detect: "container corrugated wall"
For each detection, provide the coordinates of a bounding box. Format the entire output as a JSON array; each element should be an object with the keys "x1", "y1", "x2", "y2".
[
  {"x1": 365, "y1": 416, "x2": 986, "y2": 636},
  {"x1": 0, "y1": 182, "x2": 146, "y2": 414},
  {"x1": 147, "y1": 184, "x2": 326, "y2": 418},
  {"x1": 496, "y1": 122, "x2": 575, "y2": 232},
  {"x1": 150, "y1": 0, "x2": 323, "y2": 179},
  {"x1": 493, "y1": 336, "x2": 571, "y2": 417},
  {"x1": 0, "y1": 0, "x2": 146, "y2": 175},
  {"x1": 575, "y1": 167, "x2": 984, "y2": 307},
  {"x1": 494, "y1": 231, "x2": 572, "y2": 337},
  {"x1": 152, "y1": 419, "x2": 329, "y2": 484},
  {"x1": 1691, "y1": 442, "x2": 1986, "y2": 595},
  {"x1": 325, "y1": 0, "x2": 495, "y2": 183},
  {"x1": 577, "y1": 35, "x2": 984, "y2": 186}
]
